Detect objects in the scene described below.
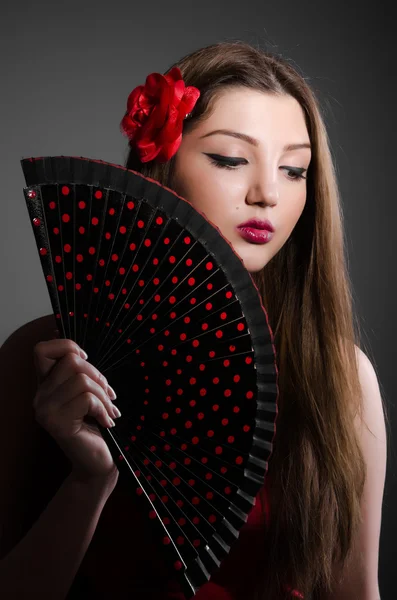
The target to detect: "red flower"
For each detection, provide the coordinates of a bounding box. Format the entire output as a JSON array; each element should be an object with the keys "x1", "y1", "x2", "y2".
[{"x1": 120, "y1": 67, "x2": 200, "y2": 163}]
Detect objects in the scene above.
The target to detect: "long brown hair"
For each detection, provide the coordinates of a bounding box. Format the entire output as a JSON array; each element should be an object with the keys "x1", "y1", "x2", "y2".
[{"x1": 123, "y1": 40, "x2": 383, "y2": 599}]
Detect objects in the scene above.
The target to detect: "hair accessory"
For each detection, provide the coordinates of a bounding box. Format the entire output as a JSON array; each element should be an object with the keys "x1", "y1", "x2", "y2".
[
  {"x1": 120, "y1": 67, "x2": 200, "y2": 164},
  {"x1": 21, "y1": 155, "x2": 278, "y2": 599}
]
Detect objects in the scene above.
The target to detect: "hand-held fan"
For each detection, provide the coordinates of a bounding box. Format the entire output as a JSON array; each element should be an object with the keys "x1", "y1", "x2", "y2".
[{"x1": 21, "y1": 156, "x2": 279, "y2": 598}]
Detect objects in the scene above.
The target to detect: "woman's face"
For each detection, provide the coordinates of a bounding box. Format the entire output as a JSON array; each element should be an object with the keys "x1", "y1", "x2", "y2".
[{"x1": 172, "y1": 89, "x2": 312, "y2": 273}]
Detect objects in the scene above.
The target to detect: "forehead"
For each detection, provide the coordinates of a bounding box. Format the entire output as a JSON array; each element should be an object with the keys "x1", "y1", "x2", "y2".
[{"x1": 200, "y1": 88, "x2": 309, "y2": 142}]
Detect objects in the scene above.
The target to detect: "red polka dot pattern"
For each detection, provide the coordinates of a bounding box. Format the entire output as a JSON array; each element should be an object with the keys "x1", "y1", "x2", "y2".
[{"x1": 22, "y1": 158, "x2": 278, "y2": 599}]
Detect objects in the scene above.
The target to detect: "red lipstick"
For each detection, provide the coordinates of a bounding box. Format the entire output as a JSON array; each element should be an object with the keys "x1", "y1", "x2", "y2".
[{"x1": 236, "y1": 218, "x2": 275, "y2": 244}]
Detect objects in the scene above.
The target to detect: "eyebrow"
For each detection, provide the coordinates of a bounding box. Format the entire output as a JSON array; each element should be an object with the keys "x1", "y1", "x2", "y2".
[{"x1": 200, "y1": 129, "x2": 311, "y2": 152}]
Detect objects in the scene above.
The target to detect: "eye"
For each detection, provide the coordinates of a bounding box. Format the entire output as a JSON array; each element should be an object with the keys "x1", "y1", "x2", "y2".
[
  {"x1": 205, "y1": 154, "x2": 308, "y2": 181},
  {"x1": 204, "y1": 153, "x2": 247, "y2": 170},
  {"x1": 281, "y1": 166, "x2": 307, "y2": 182}
]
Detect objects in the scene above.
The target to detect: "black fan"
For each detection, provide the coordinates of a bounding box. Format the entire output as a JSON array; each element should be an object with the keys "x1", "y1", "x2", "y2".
[{"x1": 21, "y1": 156, "x2": 279, "y2": 598}]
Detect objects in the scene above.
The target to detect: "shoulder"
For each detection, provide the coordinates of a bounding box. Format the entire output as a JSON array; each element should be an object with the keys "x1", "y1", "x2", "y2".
[
  {"x1": 353, "y1": 344, "x2": 386, "y2": 433},
  {"x1": 355, "y1": 344, "x2": 387, "y2": 583},
  {"x1": 354, "y1": 344, "x2": 379, "y2": 387},
  {"x1": 0, "y1": 312, "x2": 57, "y2": 435},
  {"x1": 325, "y1": 345, "x2": 387, "y2": 597},
  {"x1": 1, "y1": 313, "x2": 56, "y2": 352},
  {"x1": 0, "y1": 313, "x2": 65, "y2": 557},
  {"x1": 353, "y1": 343, "x2": 387, "y2": 461}
]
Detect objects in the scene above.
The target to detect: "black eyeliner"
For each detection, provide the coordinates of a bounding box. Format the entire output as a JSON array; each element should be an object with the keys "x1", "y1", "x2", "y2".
[{"x1": 204, "y1": 153, "x2": 246, "y2": 165}]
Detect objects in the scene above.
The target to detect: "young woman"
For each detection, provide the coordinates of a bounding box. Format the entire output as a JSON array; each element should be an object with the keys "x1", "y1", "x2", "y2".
[{"x1": 0, "y1": 40, "x2": 387, "y2": 600}]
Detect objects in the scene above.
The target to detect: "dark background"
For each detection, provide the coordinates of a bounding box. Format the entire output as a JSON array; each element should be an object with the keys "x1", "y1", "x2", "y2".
[{"x1": 0, "y1": 0, "x2": 395, "y2": 596}]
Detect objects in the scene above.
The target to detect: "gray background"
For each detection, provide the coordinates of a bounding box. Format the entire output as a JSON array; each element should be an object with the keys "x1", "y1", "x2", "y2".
[{"x1": 0, "y1": 0, "x2": 395, "y2": 596}]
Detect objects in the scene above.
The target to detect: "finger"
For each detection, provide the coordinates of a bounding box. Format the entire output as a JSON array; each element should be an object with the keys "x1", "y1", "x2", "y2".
[
  {"x1": 33, "y1": 339, "x2": 88, "y2": 383},
  {"x1": 38, "y1": 351, "x2": 115, "y2": 403},
  {"x1": 62, "y1": 392, "x2": 115, "y2": 430},
  {"x1": 39, "y1": 392, "x2": 115, "y2": 438},
  {"x1": 37, "y1": 371, "x2": 120, "y2": 421}
]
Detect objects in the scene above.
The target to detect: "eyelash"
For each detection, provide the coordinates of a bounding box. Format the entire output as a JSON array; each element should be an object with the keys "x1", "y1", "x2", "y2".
[{"x1": 206, "y1": 154, "x2": 307, "y2": 181}]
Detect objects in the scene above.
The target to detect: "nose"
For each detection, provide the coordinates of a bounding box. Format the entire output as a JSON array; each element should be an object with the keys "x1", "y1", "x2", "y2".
[{"x1": 245, "y1": 172, "x2": 279, "y2": 207}]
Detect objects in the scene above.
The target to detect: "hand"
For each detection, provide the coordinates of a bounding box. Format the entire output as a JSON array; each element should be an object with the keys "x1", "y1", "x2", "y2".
[{"x1": 33, "y1": 336, "x2": 121, "y2": 483}]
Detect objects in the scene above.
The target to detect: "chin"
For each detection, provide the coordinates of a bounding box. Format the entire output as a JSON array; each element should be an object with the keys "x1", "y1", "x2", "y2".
[
  {"x1": 237, "y1": 255, "x2": 268, "y2": 274},
  {"x1": 229, "y1": 239, "x2": 271, "y2": 274}
]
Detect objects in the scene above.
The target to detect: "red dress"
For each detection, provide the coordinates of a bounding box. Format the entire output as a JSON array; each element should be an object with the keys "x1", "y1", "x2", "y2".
[{"x1": 79, "y1": 475, "x2": 304, "y2": 599}]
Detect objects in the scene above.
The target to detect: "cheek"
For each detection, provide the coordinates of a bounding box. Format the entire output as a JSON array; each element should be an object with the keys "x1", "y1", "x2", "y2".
[
  {"x1": 281, "y1": 191, "x2": 307, "y2": 234},
  {"x1": 191, "y1": 192, "x2": 238, "y2": 235},
  {"x1": 173, "y1": 162, "x2": 238, "y2": 224}
]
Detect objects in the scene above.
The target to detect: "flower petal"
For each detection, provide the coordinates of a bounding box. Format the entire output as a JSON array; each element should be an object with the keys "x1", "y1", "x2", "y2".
[
  {"x1": 158, "y1": 133, "x2": 183, "y2": 162},
  {"x1": 165, "y1": 66, "x2": 183, "y2": 85},
  {"x1": 126, "y1": 86, "x2": 143, "y2": 113},
  {"x1": 136, "y1": 136, "x2": 161, "y2": 162},
  {"x1": 180, "y1": 86, "x2": 201, "y2": 116},
  {"x1": 121, "y1": 68, "x2": 200, "y2": 162},
  {"x1": 171, "y1": 79, "x2": 186, "y2": 109},
  {"x1": 144, "y1": 72, "x2": 165, "y2": 97}
]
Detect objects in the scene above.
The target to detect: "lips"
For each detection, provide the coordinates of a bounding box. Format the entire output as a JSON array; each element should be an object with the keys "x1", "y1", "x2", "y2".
[
  {"x1": 236, "y1": 227, "x2": 274, "y2": 244},
  {"x1": 237, "y1": 218, "x2": 275, "y2": 232}
]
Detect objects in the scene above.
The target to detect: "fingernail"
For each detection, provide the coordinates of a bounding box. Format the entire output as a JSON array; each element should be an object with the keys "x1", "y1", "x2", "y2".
[
  {"x1": 108, "y1": 418, "x2": 116, "y2": 427},
  {"x1": 81, "y1": 350, "x2": 88, "y2": 360},
  {"x1": 107, "y1": 385, "x2": 117, "y2": 400},
  {"x1": 112, "y1": 406, "x2": 122, "y2": 418}
]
